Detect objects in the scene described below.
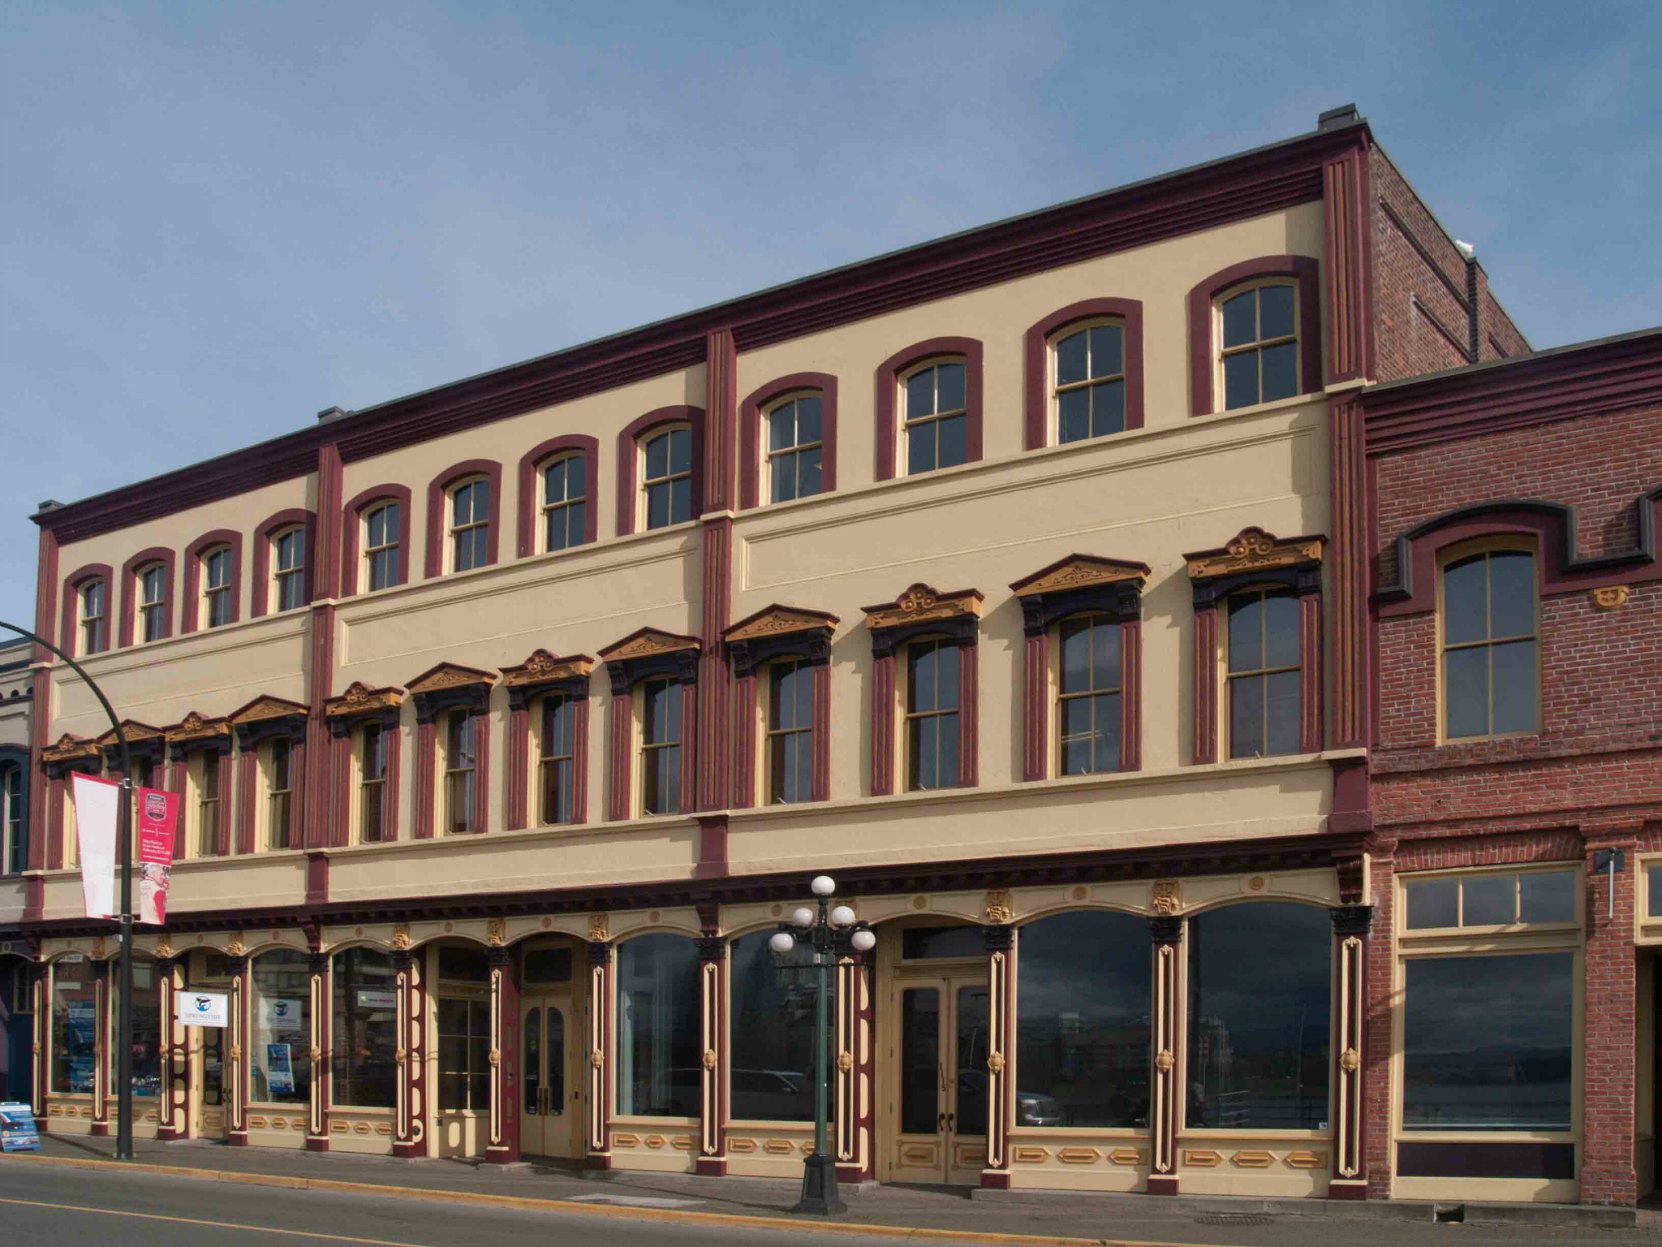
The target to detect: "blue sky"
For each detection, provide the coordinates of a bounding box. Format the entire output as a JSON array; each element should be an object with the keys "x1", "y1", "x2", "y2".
[{"x1": 1, "y1": 1, "x2": 1658, "y2": 625}]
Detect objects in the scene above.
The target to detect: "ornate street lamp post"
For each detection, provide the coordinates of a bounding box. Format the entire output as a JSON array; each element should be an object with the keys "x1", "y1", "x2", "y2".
[{"x1": 770, "y1": 874, "x2": 875, "y2": 1216}]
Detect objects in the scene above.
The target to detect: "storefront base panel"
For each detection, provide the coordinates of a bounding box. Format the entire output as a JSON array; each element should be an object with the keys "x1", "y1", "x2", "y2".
[
  {"x1": 726, "y1": 1122, "x2": 814, "y2": 1178},
  {"x1": 45, "y1": 1096, "x2": 93, "y2": 1135},
  {"x1": 328, "y1": 1110, "x2": 396, "y2": 1154},
  {"x1": 245, "y1": 1112, "x2": 310, "y2": 1150},
  {"x1": 1006, "y1": 1164, "x2": 1146, "y2": 1192},
  {"x1": 610, "y1": 1120, "x2": 698, "y2": 1173},
  {"x1": 1004, "y1": 1130, "x2": 1149, "y2": 1192},
  {"x1": 434, "y1": 1112, "x2": 483, "y2": 1160},
  {"x1": 1393, "y1": 1176, "x2": 1578, "y2": 1204},
  {"x1": 1175, "y1": 1136, "x2": 1330, "y2": 1198}
]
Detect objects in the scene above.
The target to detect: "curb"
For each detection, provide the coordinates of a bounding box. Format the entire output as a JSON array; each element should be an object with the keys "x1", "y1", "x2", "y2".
[{"x1": 0, "y1": 1153, "x2": 1202, "y2": 1247}]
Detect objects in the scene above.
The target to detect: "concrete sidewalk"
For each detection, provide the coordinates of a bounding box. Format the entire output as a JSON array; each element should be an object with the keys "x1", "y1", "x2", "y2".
[{"x1": 7, "y1": 1134, "x2": 1652, "y2": 1247}]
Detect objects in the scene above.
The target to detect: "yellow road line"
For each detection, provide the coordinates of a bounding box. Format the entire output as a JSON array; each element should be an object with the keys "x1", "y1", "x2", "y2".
[
  {"x1": 0, "y1": 1194, "x2": 439, "y2": 1247},
  {"x1": 0, "y1": 1152, "x2": 1233, "y2": 1247}
]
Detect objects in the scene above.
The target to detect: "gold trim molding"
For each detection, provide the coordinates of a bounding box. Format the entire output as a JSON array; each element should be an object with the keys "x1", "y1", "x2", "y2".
[
  {"x1": 405, "y1": 662, "x2": 498, "y2": 695},
  {"x1": 862, "y1": 583, "x2": 983, "y2": 632},
  {"x1": 724, "y1": 604, "x2": 839, "y2": 644},
  {"x1": 1010, "y1": 553, "x2": 1151, "y2": 598},
  {"x1": 500, "y1": 649, "x2": 595, "y2": 687},
  {"x1": 324, "y1": 682, "x2": 405, "y2": 719},
  {"x1": 1184, "y1": 527, "x2": 1325, "y2": 580},
  {"x1": 598, "y1": 627, "x2": 701, "y2": 663}
]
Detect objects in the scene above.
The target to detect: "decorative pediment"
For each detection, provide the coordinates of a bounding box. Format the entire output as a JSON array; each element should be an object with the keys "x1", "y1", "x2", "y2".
[
  {"x1": 723, "y1": 605, "x2": 839, "y2": 645},
  {"x1": 598, "y1": 628, "x2": 701, "y2": 664},
  {"x1": 1010, "y1": 554, "x2": 1151, "y2": 598},
  {"x1": 500, "y1": 649, "x2": 595, "y2": 688},
  {"x1": 1185, "y1": 528, "x2": 1324, "y2": 580},
  {"x1": 164, "y1": 712, "x2": 231, "y2": 745},
  {"x1": 93, "y1": 721, "x2": 164, "y2": 748},
  {"x1": 405, "y1": 662, "x2": 498, "y2": 696},
  {"x1": 42, "y1": 733, "x2": 100, "y2": 764},
  {"x1": 228, "y1": 695, "x2": 309, "y2": 725},
  {"x1": 862, "y1": 583, "x2": 983, "y2": 633},
  {"x1": 324, "y1": 682, "x2": 405, "y2": 719}
]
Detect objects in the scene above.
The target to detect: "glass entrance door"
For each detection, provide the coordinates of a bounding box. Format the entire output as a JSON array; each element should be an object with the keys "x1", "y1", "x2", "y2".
[
  {"x1": 889, "y1": 977, "x2": 989, "y2": 1184},
  {"x1": 194, "y1": 1023, "x2": 226, "y2": 1139},
  {"x1": 521, "y1": 999, "x2": 574, "y2": 1157}
]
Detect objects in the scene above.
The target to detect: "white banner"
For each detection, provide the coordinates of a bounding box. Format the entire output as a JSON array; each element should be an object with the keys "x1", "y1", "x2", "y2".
[
  {"x1": 176, "y1": 991, "x2": 229, "y2": 1028},
  {"x1": 261, "y1": 997, "x2": 306, "y2": 1031},
  {"x1": 71, "y1": 773, "x2": 119, "y2": 919}
]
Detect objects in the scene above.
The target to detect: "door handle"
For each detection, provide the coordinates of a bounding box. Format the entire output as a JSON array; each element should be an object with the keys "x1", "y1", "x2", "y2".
[
  {"x1": 937, "y1": 1111, "x2": 946, "y2": 1131},
  {"x1": 946, "y1": 1112, "x2": 955, "y2": 1131}
]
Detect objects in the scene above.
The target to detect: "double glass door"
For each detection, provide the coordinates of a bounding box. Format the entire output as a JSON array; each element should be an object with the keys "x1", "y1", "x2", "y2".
[
  {"x1": 521, "y1": 997, "x2": 577, "y2": 1158},
  {"x1": 890, "y1": 976, "x2": 989, "y2": 1184}
]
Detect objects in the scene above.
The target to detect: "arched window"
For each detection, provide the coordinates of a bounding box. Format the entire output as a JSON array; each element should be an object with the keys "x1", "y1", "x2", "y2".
[
  {"x1": 540, "y1": 455, "x2": 588, "y2": 553},
  {"x1": 1052, "y1": 321, "x2": 1126, "y2": 443},
  {"x1": 200, "y1": 544, "x2": 235, "y2": 629},
  {"x1": 137, "y1": 562, "x2": 168, "y2": 642},
  {"x1": 1, "y1": 760, "x2": 25, "y2": 874},
  {"x1": 902, "y1": 359, "x2": 968, "y2": 475},
  {"x1": 1186, "y1": 902, "x2": 1330, "y2": 1130},
  {"x1": 728, "y1": 930, "x2": 822, "y2": 1122},
  {"x1": 1017, "y1": 910, "x2": 1150, "y2": 1127},
  {"x1": 364, "y1": 502, "x2": 402, "y2": 591},
  {"x1": 641, "y1": 425, "x2": 693, "y2": 530},
  {"x1": 448, "y1": 477, "x2": 492, "y2": 572},
  {"x1": 271, "y1": 526, "x2": 306, "y2": 612},
  {"x1": 332, "y1": 947, "x2": 398, "y2": 1108},
  {"x1": 615, "y1": 934, "x2": 700, "y2": 1118},
  {"x1": 250, "y1": 950, "x2": 312, "y2": 1106},
  {"x1": 79, "y1": 579, "x2": 109, "y2": 655},
  {"x1": 1217, "y1": 281, "x2": 1299, "y2": 410},
  {"x1": 1226, "y1": 588, "x2": 1302, "y2": 758},
  {"x1": 1057, "y1": 612, "x2": 1122, "y2": 775},
  {"x1": 1441, "y1": 546, "x2": 1538, "y2": 739},
  {"x1": 765, "y1": 394, "x2": 824, "y2": 503}
]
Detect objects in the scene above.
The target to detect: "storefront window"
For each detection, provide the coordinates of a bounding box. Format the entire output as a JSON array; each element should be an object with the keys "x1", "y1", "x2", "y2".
[
  {"x1": 1186, "y1": 902, "x2": 1330, "y2": 1130},
  {"x1": 1018, "y1": 911, "x2": 1150, "y2": 1128},
  {"x1": 111, "y1": 957, "x2": 161, "y2": 1099},
  {"x1": 437, "y1": 997, "x2": 489, "y2": 1112},
  {"x1": 728, "y1": 931, "x2": 826, "y2": 1122},
  {"x1": 51, "y1": 958, "x2": 97, "y2": 1095},
  {"x1": 1403, "y1": 951, "x2": 1573, "y2": 1131},
  {"x1": 251, "y1": 950, "x2": 311, "y2": 1105},
  {"x1": 615, "y1": 934, "x2": 699, "y2": 1118},
  {"x1": 331, "y1": 948, "x2": 397, "y2": 1109}
]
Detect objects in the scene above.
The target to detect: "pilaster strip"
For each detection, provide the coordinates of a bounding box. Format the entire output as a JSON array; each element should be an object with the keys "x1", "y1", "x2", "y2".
[{"x1": 1191, "y1": 607, "x2": 1218, "y2": 765}]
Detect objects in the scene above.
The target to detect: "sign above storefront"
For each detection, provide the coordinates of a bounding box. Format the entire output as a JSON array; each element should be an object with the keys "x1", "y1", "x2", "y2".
[{"x1": 177, "y1": 991, "x2": 229, "y2": 1027}]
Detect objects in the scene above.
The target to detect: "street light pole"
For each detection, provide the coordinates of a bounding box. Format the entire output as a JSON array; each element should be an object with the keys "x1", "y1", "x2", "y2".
[
  {"x1": 771, "y1": 874, "x2": 876, "y2": 1216},
  {"x1": 1, "y1": 619, "x2": 136, "y2": 1160}
]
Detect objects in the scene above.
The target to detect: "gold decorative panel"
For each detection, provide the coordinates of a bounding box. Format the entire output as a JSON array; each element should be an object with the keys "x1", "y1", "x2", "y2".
[
  {"x1": 1012, "y1": 1146, "x2": 1050, "y2": 1163},
  {"x1": 900, "y1": 1144, "x2": 938, "y2": 1164},
  {"x1": 1284, "y1": 1150, "x2": 1327, "y2": 1169},
  {"x1": 644, "y1": 1135, "x2": 665, "y2": 1149},
  {"x1": 1183, "y1": 1149, "x2": 1221, "y2": 1167},
  {"x1": 764, "y1": 1139, "x2": 794, "y2": 1155},
  {"x1": 671, "y1": 1137, "x2": 694, "y2": 1151},
  {"x1": 1108, "y1": 1148, "x2": 1145, "y2": 1166},
  {"x1": 1057, "y1": 1147, "x2": 1099, "y2": 1164},
  {"x1": 249, "y1": 1115, "x2": 269, "y2": 1129},
  {"x1": 729, "y1": 1138, "x2": 757, "y2": 1154},
  {"x1": 1230, "y1": 1150, "x2": 1275, "y2": 1168},
  {"x1": 612, "y1": 1132, "x2": 640, "y2": 1148}
]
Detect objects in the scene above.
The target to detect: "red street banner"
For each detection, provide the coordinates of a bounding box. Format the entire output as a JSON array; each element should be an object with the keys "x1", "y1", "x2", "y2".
[{"x1": 136, "y1": 787, "x2": 179, "y2": 925}]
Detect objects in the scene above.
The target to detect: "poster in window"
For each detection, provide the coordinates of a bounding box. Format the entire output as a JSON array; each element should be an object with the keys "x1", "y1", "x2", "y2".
[{"x1": 264, "y1": 1043, "x2": 295, "y2": 1095}]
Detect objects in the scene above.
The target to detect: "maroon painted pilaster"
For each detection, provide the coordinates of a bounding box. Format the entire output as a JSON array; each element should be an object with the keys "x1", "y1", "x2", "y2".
[
  {"x1": 306, "y1": 952, "x2": 331, "y2": 1150},
  {"x1": 695, "y1": 935, "x2": 727, "y2": 1175},
  {"x1": 703, "y1": 328, "x2": 738, "y2": 514},
  {"x1": 1328, "y1": 395, "x2": 1370, "y2": 750},
  {"x1": 327, "y1": 730, "x2": 351, "y2": 848},
  {"x1": 1323, "y1": 140, "x2": 1373, "y2": 384},
  {"x1": 730, "y1": 671, "x2": 756, "y2": 808},
  {"x1": 569, "y1": 696, "x2": 589, "y2": 824},
  {"x1": 696, "y1": 516, "x2": 732, "y2": 813},
  {"x1": 473, "y1": 702, "x2": 492, "y2": 834},
  {"x1": 45, "y1": 775, "x2": 65, "y2": 870},
  {"x1": 1328, "y1": 904, "x2": 1372, "y2": 1199},
  {"x1": 227, "y1": 956, "x2": 249, "y2": 1145},
  {"x1": 506, "y1": 703, "x2": 529, "y2": 830},
  {"x1": 810, "y1": 661, "x2": 831, "y2": 802},
  {"x1": 979, "y1": 923, "x2": 1014, "y2": 1189},
  {"x1": 1191, "y1": 606, "x2": 1218, "y2": 765},
  {"x1": 483, "y1": 946, "x2": 521, "y2": 1163},
  {"x1": 31, "y1": 962, "x2": 49, "y2": 1129},
  {"x1": 1120, "y1": 618, "x2": 1143, "y2": 771},
  {"x1": 1147, "y1": 916, "x2": 1183, "y2": 1195},
  {"x1": 1299, "y1": 588, "x2": 1324, "y2": 754},
  {"x1": 304, "y1": 605, "x2": 336, "y2": 851},
  {"x1": 870, "y1": 654, "x2": 895, "y2": 796},
  {"x1": 679, "y1": 681, "x2": 699, "y2": 815},
  {"x1": 606, "y1": 692, "x2": 631, "y2": 822},
  {"x1": 214, "y1": 752, "x2": 234, "y2": 856},
  {"x1": 235, "y1": 747, "x2": 257, "y2": 854},
  {"x1": 585, "y1": 941, "x2": 613, "y2": 1169},
  {"x1": 694, "y1": 814, "x2": 728, "y2": 880},
  {"x1": 90, "y1": 960, "x2": 110, "y2": 1135},
  {"x1": 1020, "y1": 631, "x2": 1046, "y2": 782},
  {"x1": 392, "y1": 949, "x2": 428, "y2": 1157},
  {"x1": 155, "y1": 957, "x2": 187, "y2": 1140},
  {"x1": 959, "y1": 638, "x2": 980, "y2": 788},
  {"x1": 305, "y1": 853, "x2": 329, "y2": 907},
  {"x1": 413, "y1": 719, "x2": 437, "y2": 839},
  {"x1": 26, "y1": 527, "x2": 57, "y2": 880}
]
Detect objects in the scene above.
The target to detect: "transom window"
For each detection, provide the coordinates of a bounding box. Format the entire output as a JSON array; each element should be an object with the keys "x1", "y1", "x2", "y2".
[
  {"x1": 1403, "y1": 868, "x2": 1576, "y2": 931},
  {"x1": 906, "y1": 639, "x2": 960, "y2": 791},
  {"x1": 642, "y1": 426, "x2": 693, "y2": 530},
  {"x1": 202, "y1": 546, "x2": 234, "y2": 629},
  {"x1": 1058, "y1": 613, "x2": 1121, "y2": 775},
  {"x1": 267, "y1": 738, "x2": 294, "y2": 850},
  {"x1": 1226, "y1": 588, "x2": 1301, "y2": 758},
  {"x1": 195, "y1": 753, "x2": 220, "y2": 857},
  {"x1": 767, "y1": 395, "x2": 824, "y2": 503},
  {"x1": 1219, "y1": 282, "x2": 1298, "y2": 410},
  {"x1": 1, "y1": 763, "x2": 23, "y2": 875},
  {"x1": 640, "y1": 677, "x2": 682, "y2": 815},
  {"x1": 1053, "y1": 322, "x2": 1126, "y2": 443},
  {"x1": 444, "y1": 710, "x2": 477, "y2": 835},
  {"x1": 538, "y1": 695, "x2": 576, "y2": 825},
  {"x1": 79, "y1": 580, "x2": 108, "y2": 655},
  {"x1": 138, "y1": 563, "x2": 167, "y2": 643},
  {"x1": 904, "y1": 360, "x2": 968, "y2": 475},
  {"x1": 1441, "y1": 548, "x2": 1537, "y2": 740},
  {"x1": 359, "y1": 723, "x2": 388, "y2": 844},
  {"x1": 448, "y1": 478, "x2": 491, "y2": 573},
  {"x1": 541, "y1": 455, "x2": 588, "y2": 553},
  {"x1": 273, "y1": 527, "x2": 306, "y2": 612},
  {"x1": 364, "y1": 503, "x2": 402, "y2": 592},
  {"x1": 768, "y1": 660, "x2": 813, "y2": 804}
]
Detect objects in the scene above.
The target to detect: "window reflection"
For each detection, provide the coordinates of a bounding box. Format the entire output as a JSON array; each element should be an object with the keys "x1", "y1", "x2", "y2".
[
  {"x1": 728, "y1": 932, "x2": 828, "y2": 1122},
  {"x1": 251, "y1": 950, "x2": 311, "y2": 1106},
  {"x1": 332, "y1": 948, "x2": 397, "y2": 1108},
  {"x1": 616, "y1": 935, "x2": 700, "y2": 1117}
]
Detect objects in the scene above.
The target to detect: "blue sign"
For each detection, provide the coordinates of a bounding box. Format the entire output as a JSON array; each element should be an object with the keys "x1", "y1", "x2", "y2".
[{"x1": 0, "y1": 1102, "x2": 40, "y2": 1153}]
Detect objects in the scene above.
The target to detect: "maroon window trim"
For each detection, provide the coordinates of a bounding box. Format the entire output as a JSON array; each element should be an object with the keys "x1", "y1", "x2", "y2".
[
  {"x1": 339, "y1": 484, "x2": 413, "y2": 598},
  {"x1": 874, "y1": 337, "x2": 984, "y2": 481},
  {"x1": 250, "y1": 509, "x2": 317, "y2": 618},
  {"x1": 516, "y1": 434, "x2": 600, "y2": 557},
  {"x1": 424, "y1": 459, "x2": 504, "y2": 579},
  {"x1": 1186, "y1": 255, "x2": 1322, "y2": 416},
  {"x1": 1021, "y1": 616, "x2": 1143, "y2": 781},
  {"x1": 60, "y1": 563, "x2": 113, "y2": 655},
  {"x1": 615, "y1": 406, "x2": 706, "y2": 537},
  {"x1": 180, "y1": 530, "x2": 245, "y2": 635},
  {"x1": 738, "y1": 373, "x2": 840, "y2": 509},
  {"x1": 118, "y1": 547, "x2": 177, "y2": 647},
  {"x1": 1022, "y1": 299, "x2": 1145, "y2": 450}
]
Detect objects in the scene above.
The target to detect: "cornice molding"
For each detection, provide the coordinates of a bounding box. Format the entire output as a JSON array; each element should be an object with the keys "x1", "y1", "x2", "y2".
[
  {"x1": 722, "y1": 604, "x2": 839, "y2": 644},
  {"x1": 227, "y1": 695, "x2": 310, "y2": 726},
  {"x1": 324, "y1": 682, "x2": 406, "y2": 720},
  {"x1": 1010, "y1": 554, "x2": 1151, "y2": 598},
  {"x1": 862, "y1": 583, "x2": 984, "y2": 633},
  {"x1": 500, "y1": 649, "x2": 595, "y2": 688},
  {"x1": 405, "y1": 662, "x2": 498, "y2": 696},
  {"x1": 42, "y1": 734, "x2": 100, "y2": 764},
  {"x1": 1184, "y1": 527, "x2": 1325, "y2": 581},
  {"x1": 92, "y1": 721, "x2": 164, "y2": 748},
  {"x1": 598, "y1": 627, "x2": 702, "y2": 664},
  {"x1": 163, "y1": 712, "x2": 232, "y2": 746}
]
